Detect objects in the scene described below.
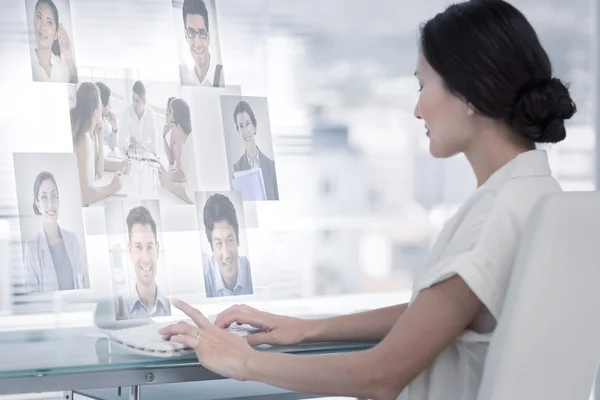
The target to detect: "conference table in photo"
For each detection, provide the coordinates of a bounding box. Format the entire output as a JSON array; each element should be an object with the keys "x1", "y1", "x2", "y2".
[{"x1": 93, "y1": 147, "x2": 187, "y2": 207}]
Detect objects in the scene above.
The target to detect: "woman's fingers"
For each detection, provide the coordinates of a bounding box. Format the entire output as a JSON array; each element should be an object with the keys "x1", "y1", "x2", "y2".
[
  {"x1": 246, "y1": 332, "x2": 276, "y2": 347},
  {"x1": 173, "y1": 299, "x2": 212, "y2": 329},
  {"x1": 169, "y1": 334, "x2": 197, "y2": 349},
  {"x1": 215, "y1": 309, "x2": 266, "y2": 330},
  {"x1": 159, "y1": 321, "x2": 197, "y2": 339}
]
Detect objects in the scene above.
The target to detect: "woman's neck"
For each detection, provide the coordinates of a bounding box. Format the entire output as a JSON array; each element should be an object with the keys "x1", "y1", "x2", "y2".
[
  {"x1": 136, "y1": 282, "x2": 157, "y2": 309},
  {"x1": 43, "y1": 221, "x2": 61, "y2": 242},
  {"x1": 36, "y1": 47, "x2": 52, "y2": 66},
  {"x1": 245, "y1": 145, "x2": 258, "y2": 159},
  {"x1": 464, "y1": 125, "x2": 535, "y2": 187}
]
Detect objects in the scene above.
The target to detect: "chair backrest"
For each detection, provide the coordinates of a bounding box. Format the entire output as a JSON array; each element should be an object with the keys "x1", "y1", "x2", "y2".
[{"x1": 477, "y1": 191, "x2": 600, "y2": 400}]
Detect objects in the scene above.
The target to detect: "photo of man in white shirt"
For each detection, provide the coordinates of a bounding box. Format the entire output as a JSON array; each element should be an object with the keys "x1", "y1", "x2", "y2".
[
  {"x1": 118, "y1": 81, "x2": 159, "y2": 153},
  {"x1": 178, "y1": 0, "x2": 225, "y2": 87}
]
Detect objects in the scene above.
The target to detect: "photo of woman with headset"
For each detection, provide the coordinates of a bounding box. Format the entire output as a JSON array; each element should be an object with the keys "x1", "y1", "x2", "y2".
[
  {"x1": 23, "y1": 171, "x2": 86, "y2": 292},
  {"x1": 28, "y1": 0, "x2": 78, "y2": 83}
]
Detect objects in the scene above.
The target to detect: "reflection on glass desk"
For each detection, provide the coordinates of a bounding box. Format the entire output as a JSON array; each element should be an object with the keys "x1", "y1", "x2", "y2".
[{"x1": 0, "y1": 326, "x2": 376, "y2": 397}]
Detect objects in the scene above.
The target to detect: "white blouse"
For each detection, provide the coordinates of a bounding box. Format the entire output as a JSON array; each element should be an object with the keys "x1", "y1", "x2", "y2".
[
  {"x1": 180, "y1": 134, "x2": 199, "y2": 201},
  {"x1": 401, "y1": 150, "x2": 562, "y2": 400},
  {"x1": 31, "y1": 49, "x2": 70, "y2": 83}
]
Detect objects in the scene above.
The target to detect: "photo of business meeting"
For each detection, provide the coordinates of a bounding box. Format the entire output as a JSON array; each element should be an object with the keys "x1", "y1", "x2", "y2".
[
  {"x1": 196, "y1": 191, "x2": 253, "y2": 298},
  {"x1": 25, "y1": 0, "x2": 78, "y2": 83},
  {"x1": 220, "y1": 96, "x2": 279, "y2": 201},
  {"x1": 3, "y1": 0, "x2": 596, "y2": 398},
  {"x1": 105, "y1": 200, "x2": 171, "y2": 321},
  {"x1": 175, "y1": 0, "x2": 225, "y2": 88},
  {"x1": 68, "y1": 76, "x2": 201, "y2": 207}
]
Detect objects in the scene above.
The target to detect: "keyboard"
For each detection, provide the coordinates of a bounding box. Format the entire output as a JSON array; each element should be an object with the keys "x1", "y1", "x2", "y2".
[{"x1": 107, "y1": 320, "x2": 260, "y2": 358}]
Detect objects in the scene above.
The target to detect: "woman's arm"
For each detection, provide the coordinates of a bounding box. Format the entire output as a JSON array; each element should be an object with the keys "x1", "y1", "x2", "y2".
[
  {"x1": 103, "y1": 158, "x2": 128, "y2": 173},
  {"x1": 303, "y1": 304, "x2": 408, "y2": 343},
  {"x1": 170, "y1": 168, "x2": 185, "y2": 183},
  {"x1": 243, "y1": 276, "x2": 483, "y2": 399},
  {"x1": 163, "y1": 128, "x2": 175, "y2": 166},
  {"x1": 75, "y1": 136, "x2": 118, "y2": 206},
  {"x1": 215, "y1": 303, "x2": 407, "y2": 346},
  {"x1": 94, "y1": 126, "x2": 105, "y2": 179},
  {"x1": 163, "y1": 183, "x2": 192, "y2": 204}
]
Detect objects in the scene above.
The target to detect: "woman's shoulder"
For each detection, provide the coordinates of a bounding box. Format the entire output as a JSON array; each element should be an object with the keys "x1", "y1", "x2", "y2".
[
  {"x1": 74, "y1": 132, "x2": 93, "y2": 149},
  {"x1": 493, "y1": 174, "x2": 562, "y2": 217},
  {"x1": 59, "y1": 227, "x2": 79, "y2": 242},
  {"x1": 23, "y1": 234, "x2": 39, "y2": 251}
]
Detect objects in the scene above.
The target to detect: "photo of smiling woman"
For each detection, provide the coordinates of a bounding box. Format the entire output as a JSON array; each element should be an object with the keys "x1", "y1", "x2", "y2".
[
  {"x1": 26, "y1": 0, "x2": 78, "y2": 83},
  {"x1": 221, "y1": 97, "x2": 279, "y2": 201},
  {"x1": 23, "y1": 171, "x2": 86, "y2": 292}
]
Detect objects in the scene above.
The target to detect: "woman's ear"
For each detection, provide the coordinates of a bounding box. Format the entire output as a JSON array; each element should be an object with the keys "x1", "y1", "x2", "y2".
[{"x1": 466, "y1": 102, "x2": 476, "y2": 116}]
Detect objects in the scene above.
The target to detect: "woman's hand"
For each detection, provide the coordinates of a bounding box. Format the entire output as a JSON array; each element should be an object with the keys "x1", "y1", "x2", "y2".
[
  {"x1": 94, "y1": 121, "x2": 104, "y2": 140},
  {"x1": 119, "y1": 159, "x2": 131, "y2": 175},
  {"x1": 108, "y1": 112, "x2": 118, "y2": 132},
  {"x1": 160, "y1": 300, "x2": 256, "y2": 381},
  {"x1": 58, "y1": 23, "x2": 72, "y2": 60},
  {"x1": 158, "y1": 163, "x2": 173, "y2": 190},
  {"x1": 163, "y1": 124, "x2": 170, "y2": 138},
  {"x1": 215, "y1": 304, "x2": 308, "y2": 347}
]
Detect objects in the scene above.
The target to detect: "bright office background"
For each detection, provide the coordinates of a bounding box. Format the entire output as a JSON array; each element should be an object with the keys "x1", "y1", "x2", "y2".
[{"x1": 0, "y1": 0, "x2": 597, "y2": 322}]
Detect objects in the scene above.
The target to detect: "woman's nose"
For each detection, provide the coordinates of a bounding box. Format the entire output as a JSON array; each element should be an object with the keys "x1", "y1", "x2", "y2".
[{"x1": 414, "y1": 103, "x2": 422, "y2": 119}]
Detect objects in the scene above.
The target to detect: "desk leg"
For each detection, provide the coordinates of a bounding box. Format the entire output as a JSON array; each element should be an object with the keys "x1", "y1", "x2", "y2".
[{"x1": 129, "y1": 385, "x2": 140, "y2": 400}]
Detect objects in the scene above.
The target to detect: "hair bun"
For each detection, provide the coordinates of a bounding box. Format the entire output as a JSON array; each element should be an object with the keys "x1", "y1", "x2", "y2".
[{"x1": 510, "y1": 77, "x2": 577, "y2": 143}]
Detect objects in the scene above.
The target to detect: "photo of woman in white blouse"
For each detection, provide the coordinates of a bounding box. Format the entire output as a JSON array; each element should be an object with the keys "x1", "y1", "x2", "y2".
[{"x1": 27, "y1": 0, "x2": 78, "y2": 83}]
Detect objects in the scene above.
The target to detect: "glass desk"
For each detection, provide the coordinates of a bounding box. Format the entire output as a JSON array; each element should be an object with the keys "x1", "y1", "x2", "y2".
[{"x1": 0, "y1": 326, "x2": 376, "y2": 399}]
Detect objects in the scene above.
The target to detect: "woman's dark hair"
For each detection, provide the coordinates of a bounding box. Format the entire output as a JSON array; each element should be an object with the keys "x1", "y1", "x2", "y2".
[
  {"x1": 70, "y1": 82, "x2": 100, "y2": 143},
  {"x1": 203, "y1": 193, "x2": 240, "y2": 248},
  {"x1": 419, "y1": 0, "x2": 576, "y2": 144},
  {"x1": 233, "y1": 101, "x2": 257, "y2": 130},
  {"x1": 166, "y1": 96, "x2": 175, "y2": 110},
  {"x1": 32, "y1": 171, "x2": 58, "y2": 216},
  {"x1": 35, "y1": 0, "x2": 61, "y2": 57},
  {"x1": 171, "y1": 98, "x2": 192, "y2": 135}
]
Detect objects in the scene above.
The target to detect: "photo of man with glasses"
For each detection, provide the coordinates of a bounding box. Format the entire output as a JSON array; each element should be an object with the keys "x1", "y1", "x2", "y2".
[{"x1": 179, "y1": 0, "x2": 225, "y2": 87}]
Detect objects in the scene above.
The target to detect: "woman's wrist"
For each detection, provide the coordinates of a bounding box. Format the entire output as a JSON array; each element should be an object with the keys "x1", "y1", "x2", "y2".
[
  {"x1": 301, "y1": 318, "x2": 324, "y2": 343},
  {"x1": 244, "y1": 349, "x2": 267, "y2": 382}
]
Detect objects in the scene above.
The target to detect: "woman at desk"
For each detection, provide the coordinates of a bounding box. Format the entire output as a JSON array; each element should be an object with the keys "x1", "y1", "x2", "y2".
[
  {"x1": 24, "y1": 172, "x2": 85, "y2": 292},
  {"x1": 161, "y1": 1, "x2": 576, "y2": 399},
  {"x1": 158, "y1": 98, "x2": 197, "y2": 204},
  {"x1": 71, "y1": 82, "x2": 123, "y2": 206},
  {"x1": 29, "y1": 0, "x2": 78, "y2": 83}
]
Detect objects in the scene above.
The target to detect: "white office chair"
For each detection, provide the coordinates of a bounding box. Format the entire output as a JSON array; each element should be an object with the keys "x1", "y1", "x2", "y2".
[{"x1": 476, "y1": 191, "x2": 600, "y2": 400}]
